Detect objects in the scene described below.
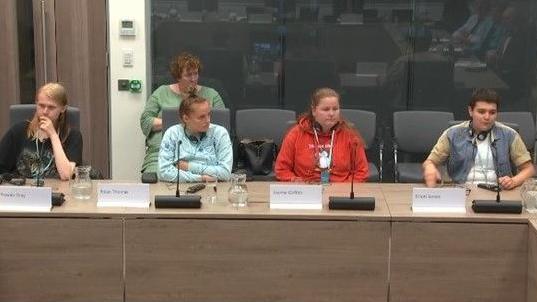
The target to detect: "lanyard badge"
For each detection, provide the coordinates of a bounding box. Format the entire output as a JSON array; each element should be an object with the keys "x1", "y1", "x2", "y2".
[{"x1": 313, "y1": 127, "x2": 335, "y2": 170}]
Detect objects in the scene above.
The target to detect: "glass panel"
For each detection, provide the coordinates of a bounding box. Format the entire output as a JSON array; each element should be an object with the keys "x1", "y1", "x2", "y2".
[
  {"x1": 412, "y1": 0, "x2": 537, "y2": 118},
  {"x1": 151, "y1": 0, "x2": 537, "y2": 181},
  {"x1": 17, "y1": 0, "x2": 36, "y2": 104},
  {"x1": 151, "y1": 0, "x2": 283, "y2": 110}
]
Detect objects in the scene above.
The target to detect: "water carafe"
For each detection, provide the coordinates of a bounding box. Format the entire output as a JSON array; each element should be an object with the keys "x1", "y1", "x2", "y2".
[
  {"x1": 228, "y1": 173, "x2": 248, "y2": 207},
  {"x1": 71, "y1": 166, "x2": 92, "y2": 199}
]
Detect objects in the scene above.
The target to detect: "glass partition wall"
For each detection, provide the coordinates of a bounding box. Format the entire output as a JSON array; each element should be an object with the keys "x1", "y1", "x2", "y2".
[{"x1": 151, "y1": 0, "x2": 537, "y2": 180}]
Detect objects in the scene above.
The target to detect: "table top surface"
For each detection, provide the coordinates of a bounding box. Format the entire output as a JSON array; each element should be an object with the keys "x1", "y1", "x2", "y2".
[{"x1": 0, "y1": 180, "x2": 534, "y2": 223}]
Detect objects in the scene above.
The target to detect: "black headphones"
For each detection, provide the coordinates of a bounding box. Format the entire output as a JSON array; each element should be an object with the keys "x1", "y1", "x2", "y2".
[
  {"x1": 468, "y1": 121, "x2": 492, "y2": 141},
  {"x1": 313, "y1": 121, "x2": 339, "y2": 133}
]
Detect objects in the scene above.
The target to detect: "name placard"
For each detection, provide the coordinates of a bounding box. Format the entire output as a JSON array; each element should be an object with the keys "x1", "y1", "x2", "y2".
[
  {"x1": 0, "y1": 186, "x2": 52, "y2": 212},
  {"x1": 269, "y1": 184, "x2": 322, "y2": 210},
  {"x1": 97, "y1": 183, "x2": 150, "y2": 208},
  {"x1": 412, "y1": 187, "x2": 466, "y2": 213}
]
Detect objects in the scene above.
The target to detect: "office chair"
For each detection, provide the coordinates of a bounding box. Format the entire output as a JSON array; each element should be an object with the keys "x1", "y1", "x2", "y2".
[
  {"x1": 161, "y1": 107, "x2": 231, "y2": 134},
  {"x1": 498, "y1": 112, "x2": 536, "y2": 156},
  {"x1": 341, "y1": 109, "x2": 383, "y2": 182},
  {"x1": 235, "y1": 109, "x2": 296, "y2": 180},
  {"x1": 393, "y1": 111, "x2": 454, "y2": 182},
  {"x1": 10, "y1": 104, "x2": 80, "y2": 130}
]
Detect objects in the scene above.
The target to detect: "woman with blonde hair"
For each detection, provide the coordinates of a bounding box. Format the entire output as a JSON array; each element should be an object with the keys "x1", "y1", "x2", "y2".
[
  {"x1": 275, "y1": 88, "x2": 369, "y2": 183},
  {"x1": 0, "y1": 82, "x2": 82, "y2": 180}
]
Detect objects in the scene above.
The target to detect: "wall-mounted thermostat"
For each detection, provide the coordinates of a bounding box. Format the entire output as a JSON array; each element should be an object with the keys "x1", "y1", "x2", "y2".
[{"x1": 120, "y1": 19, "x2": 135, "y2": 37}]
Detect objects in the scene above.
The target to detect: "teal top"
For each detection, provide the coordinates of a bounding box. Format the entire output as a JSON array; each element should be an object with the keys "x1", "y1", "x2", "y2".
[
  {"x1": 158, "y1": 123, "x2": 233, "y2": 182},
  {"x1": 140, "y1": 85, "x2": 225, "y2": 173}
]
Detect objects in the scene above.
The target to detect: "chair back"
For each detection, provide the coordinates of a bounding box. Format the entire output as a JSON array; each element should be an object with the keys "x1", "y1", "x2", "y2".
[
  {"x1": 9, "y1": 104, "x2": 80, "y2": 130},
  {"x1": 393, "y1": 111, "x2": 454, "y2": 154},
  {"x1": 235, "y1": 109, "x2": 296, "y2": 147},
  {"x1": 341, "y1": 109, "x2": 382, "y2": 182},
  {"x1": 161, "y1": 107, "x2": 231, "y2": 134},
  {"x1": 341, "y1": 109, "x2": 376, "y2": 150},
  {"x1": 498, "y1": 112, "x2": 536, "y2": 150}
]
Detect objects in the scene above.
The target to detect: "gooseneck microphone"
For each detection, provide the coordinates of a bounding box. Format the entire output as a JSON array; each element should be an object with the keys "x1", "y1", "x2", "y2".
[
  {"x1": 472, "y1": 141, "x2": 522, "y2": 213},
  {"x1": 328, "y1": 141, "x2": 375, "y2": 210},
  {"x1": 155, "y1": 140, "x2": 201, "y2": 208},
  {"x1": 175, "y1": 141, "x2": 181, "y2": 198},
  {"x1": 35, "y1": 138, "x2": 44, "y2": 187}
]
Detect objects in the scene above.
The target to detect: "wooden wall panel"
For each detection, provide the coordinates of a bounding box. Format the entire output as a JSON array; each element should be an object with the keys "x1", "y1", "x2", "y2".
[
  {"x1": 125, "y1": 219, "x2": 390, "y2": 302},
  {"x1": 0, "y1": 0, "x2": 20, "y2": 136},
  {"x1": 528, "y1": 220, "x2": 537, "y2": 302},
  {"x1": 391, "y1": 222, "x2": 528, "y2": 302},
  {"x1": 0, "y1": 218, "x2": 123, "y2": 302},
  {"x1": 54, "y1": 0, "x2": 109, "y2": 176}
]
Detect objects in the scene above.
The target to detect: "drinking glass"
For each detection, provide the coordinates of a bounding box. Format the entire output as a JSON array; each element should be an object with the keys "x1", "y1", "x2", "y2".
[{"x1": 205, "y1": 178, "x2": 218, "y2": 204}]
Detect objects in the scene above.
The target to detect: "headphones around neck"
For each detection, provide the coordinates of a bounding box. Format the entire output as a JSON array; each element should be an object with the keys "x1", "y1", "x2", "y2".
[
  {"x1": 468, "y1": 121, "x2": 493, "y2": 141},
  {"x1": 313, "y1": 121, "x2": 339, "y2": 133}
]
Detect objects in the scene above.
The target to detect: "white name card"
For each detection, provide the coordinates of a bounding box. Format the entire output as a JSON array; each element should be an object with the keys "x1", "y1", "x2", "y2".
[
  {"x1": 269, "y1": 184, "x2": 322, "y2": 210},
  {"x1": 97, "y1": 183, "x2": 150, "y2": 208},
  {"x1": 412, "y1": 187, "x2": 466, "y2": 213},
  {"x1": 0, "y1": 186, "x2": 52, "y2": 212}
]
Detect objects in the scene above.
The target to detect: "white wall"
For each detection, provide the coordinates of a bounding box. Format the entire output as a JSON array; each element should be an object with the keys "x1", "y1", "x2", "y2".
[{"x1": 108, "y1": 0, "x2": 150, "y2": 180}]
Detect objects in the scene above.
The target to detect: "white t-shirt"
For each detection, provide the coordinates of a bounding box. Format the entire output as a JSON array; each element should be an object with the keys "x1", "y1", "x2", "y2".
[{"x1": 466, "y1": 137, "x2": 497, "y2": 185}]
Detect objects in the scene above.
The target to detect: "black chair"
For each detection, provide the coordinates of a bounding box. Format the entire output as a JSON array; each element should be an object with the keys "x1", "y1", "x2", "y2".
[
  {"x1": 161, "y1": 107, "x2": 231, "y2": 134},
  {"x1": 393, "y1": 111, "x2": 454, "y2": 182},
  {"x1": 498, "y1": 112, "x2": 536, "y2": 156},
  {"x1": 235, "y1": 109, "x2": 296, "y2": 180},
  {"x1": 9, "y1": 104, "x2": 80, "y2": 130},
  {"x1": 341, "y1": 109, "x2": 383, "y2": 182}
]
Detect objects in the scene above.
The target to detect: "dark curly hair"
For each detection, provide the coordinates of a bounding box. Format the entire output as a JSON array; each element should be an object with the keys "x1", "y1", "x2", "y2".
[{"x1": 469, "y1": 88, "x2": 500, "y2": 109}]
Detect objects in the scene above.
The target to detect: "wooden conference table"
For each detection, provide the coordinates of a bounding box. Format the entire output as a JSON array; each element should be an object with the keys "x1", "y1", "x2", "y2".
[{"x1": 0, "y1": 181, "x2": 535, "y2": 302}]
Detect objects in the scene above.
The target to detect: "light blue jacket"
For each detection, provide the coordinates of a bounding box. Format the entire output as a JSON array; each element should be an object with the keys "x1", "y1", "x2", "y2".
[{"x1": 158, "y1": 123, "x2": 233, "y2": 182}]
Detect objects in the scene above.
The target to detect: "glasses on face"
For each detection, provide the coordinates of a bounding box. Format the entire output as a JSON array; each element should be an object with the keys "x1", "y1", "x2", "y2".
[{"x1": 181, "y1": 70, "x2": 199, "y2": 79}]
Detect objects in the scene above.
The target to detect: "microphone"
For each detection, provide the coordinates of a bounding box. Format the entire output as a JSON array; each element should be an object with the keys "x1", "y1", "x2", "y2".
[
  {"x1": 328, "y1": 140, "x2": 375, "y2": 210},
  {"x1": 155, "y1": 140, "x2": 201, "y2": 208},
  {"x1": 35, "y1": 139, "x2": 44, "y2": 187},
  {"x1": 472, "y1": 140, "x2": 522, "y2": 213}
]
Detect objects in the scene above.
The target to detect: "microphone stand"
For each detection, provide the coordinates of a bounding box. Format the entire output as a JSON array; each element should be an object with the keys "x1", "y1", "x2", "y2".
[
  {"x1": 328, "y1": 142, "x2": 375, "y2": 210},
  {"x1": 155, "y1": 140, "x2": 201, "y2": 208},
  {"x1": 472, "y1": 141, "x2": 522, "y2": 213}
]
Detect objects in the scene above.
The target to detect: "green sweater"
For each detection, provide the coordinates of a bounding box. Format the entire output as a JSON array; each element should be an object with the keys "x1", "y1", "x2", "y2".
[{"x1": 140, "y1": 85, "x2": 225, "y2": 173}]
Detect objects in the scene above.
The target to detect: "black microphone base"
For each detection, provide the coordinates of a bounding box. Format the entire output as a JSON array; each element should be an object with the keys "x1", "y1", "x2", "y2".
[
  {"x1": 328, "y1": 196, "x2": 375, "y2": 211},
  {"x1": 471, "y1": 199, "x2": 522, "y2": 214},
  {"x1": 155, "y1": 195, "x2": 202, "y2": 208}
]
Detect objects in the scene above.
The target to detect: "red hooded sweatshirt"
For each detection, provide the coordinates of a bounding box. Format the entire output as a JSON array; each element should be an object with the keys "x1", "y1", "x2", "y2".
[{"x1": 275, "y1": 117, "x2": 369, "y2": 182}]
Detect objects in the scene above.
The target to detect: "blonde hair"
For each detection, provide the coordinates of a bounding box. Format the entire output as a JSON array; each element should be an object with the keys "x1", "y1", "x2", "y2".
[{"x1": 27, "y1": 82, "x2": 70, "y2": 143}]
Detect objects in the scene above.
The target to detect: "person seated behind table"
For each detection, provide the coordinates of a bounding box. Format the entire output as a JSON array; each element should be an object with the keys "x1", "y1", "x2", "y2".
[
  {"x1": 452, "y1": 0, "x2": 494, "y2": 55},
  {"x1": 0, "y1": 82, "x2": 82, "y2": 181},
  {"x1": 140, "y1": 52, "x2": 225, "y2": 174},
  {"x1": 275, "y1": 87, "x2": 369, "y2": 182},
  {"x1": 158, "y1": 95, "x2": 232, "y2": 182},
  {"x1": 423, "y1": 88, "x2": 534, "y2": 189}
]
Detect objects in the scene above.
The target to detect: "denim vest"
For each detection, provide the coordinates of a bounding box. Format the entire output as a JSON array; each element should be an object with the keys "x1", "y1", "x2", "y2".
[{"x1": 446, "y1": 122, "x2": 516, "y2": 184}]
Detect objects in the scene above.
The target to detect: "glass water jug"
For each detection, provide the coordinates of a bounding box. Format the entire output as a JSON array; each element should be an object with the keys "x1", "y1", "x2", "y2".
[
  {"x1": 228, "y1": 173, "x2": 248, "y2": 207},
  {"x1": 71, "y1": 166, "x2": 92, "y2": 200}
]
